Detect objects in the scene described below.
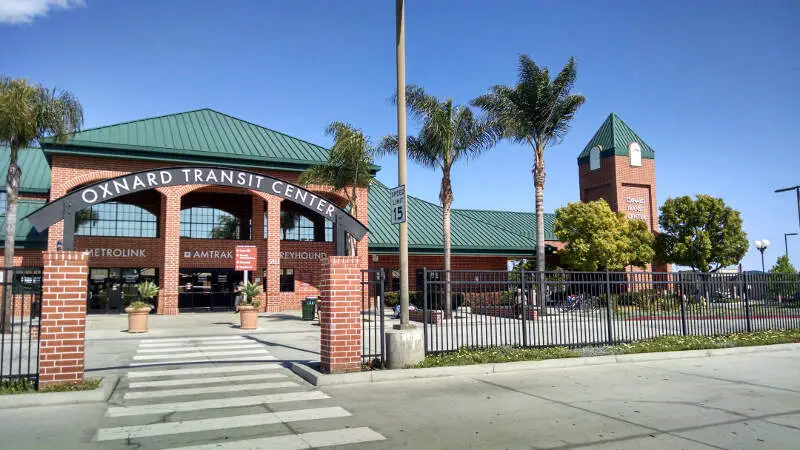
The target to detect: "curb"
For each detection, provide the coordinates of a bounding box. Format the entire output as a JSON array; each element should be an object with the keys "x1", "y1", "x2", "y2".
[
  {"x1": 0, "y1": 375, "x2": 118, "y2": 409},
  {"x1": 290, "y1": 343, "x2": 800, "y2": 386}
]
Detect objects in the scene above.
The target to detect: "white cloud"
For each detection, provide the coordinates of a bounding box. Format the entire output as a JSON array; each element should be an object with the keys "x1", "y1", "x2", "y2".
[{"x1": 0, "y1": 0, "x2": 85, "y2": 24}]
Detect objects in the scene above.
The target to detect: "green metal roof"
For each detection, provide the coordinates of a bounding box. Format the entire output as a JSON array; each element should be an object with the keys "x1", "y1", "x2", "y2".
[
  {"x1": 0, "y1": 147, "x2": 51, "y2": 194},
  {"x1": 41, "y1": 108, "x2": 337, "y2": 172},
  {"x1": 367, "y1": 182, "x2": 555, "y2": 255},
  {"x1": 0, "y1": 200, "x2": 47, "y2": 249},
  {"x1": 577, "y1": 113, "x2": 655, "y2": 163},
  {"x1": 451, "y1": 209, "x2": 557, "y2": 241}
]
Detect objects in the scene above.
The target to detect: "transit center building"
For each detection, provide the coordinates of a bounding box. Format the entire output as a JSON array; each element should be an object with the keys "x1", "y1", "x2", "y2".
[{"x1": 1, "y1": 109, "x2": 661, "y2": 314}]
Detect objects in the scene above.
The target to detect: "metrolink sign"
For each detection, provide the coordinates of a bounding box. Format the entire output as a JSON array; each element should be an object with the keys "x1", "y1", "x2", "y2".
[{"x1": 27, "y1": 166, "x2": 369, "y2": 256}]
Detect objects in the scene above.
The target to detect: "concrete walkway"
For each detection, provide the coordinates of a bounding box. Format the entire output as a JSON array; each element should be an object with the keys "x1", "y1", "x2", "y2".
[{"x1": 85, "y1": 311, "x2": 321, "y2": 379}]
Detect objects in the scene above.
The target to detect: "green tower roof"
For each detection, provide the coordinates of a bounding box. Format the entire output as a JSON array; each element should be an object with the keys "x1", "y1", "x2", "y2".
[{"x1": 577, "y1": 113, "x2": 654, "y2": 163}]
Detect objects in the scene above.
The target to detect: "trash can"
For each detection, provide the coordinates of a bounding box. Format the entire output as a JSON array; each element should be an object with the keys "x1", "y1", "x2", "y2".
[{"x1": 302, "y1": 297, "x2": 317, "y2": 321}]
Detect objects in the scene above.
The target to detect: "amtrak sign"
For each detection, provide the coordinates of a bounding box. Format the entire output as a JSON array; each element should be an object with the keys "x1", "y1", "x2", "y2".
[{"x1": 27, "y1": 166, "x2": 368, "y2": 256}]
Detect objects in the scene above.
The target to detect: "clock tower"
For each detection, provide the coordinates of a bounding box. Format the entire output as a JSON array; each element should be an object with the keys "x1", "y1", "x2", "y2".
[{"x1": 577, "y1": 113, "x2": 668, "y2": 271}]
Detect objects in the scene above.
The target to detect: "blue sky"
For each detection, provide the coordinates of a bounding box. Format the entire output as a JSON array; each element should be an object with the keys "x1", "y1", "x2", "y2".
[{"x1": 2, "y1": 0, "x2": 799, "y2": 270}]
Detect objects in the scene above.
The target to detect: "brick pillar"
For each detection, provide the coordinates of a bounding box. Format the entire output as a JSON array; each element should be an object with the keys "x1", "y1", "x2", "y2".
[
  {"x1": 159, "y1": 192, "x2": 181, "y2": 315},
  {"x1": 265, "y1": 197, "x2": 282, "y2": 313},
  {"x1": 39, "y1": 251, "x2": 88, "y2": 388},
  {"x1": 251, "y1": 195, "x2": 267, "y2": 308},
  {"x1": 320, "y1": 256, "x2": 361, "y2": 374}
]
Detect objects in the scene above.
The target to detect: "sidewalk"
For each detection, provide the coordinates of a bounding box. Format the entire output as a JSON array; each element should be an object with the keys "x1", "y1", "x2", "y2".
[{"x1": 85, "y1": 311, "x2": 320, "y2": 378}]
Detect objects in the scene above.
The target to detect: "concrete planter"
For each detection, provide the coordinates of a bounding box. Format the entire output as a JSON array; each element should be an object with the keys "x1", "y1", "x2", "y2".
[
  {"x1": 239, "y1": 305, "x2": 259, "y2": 329},
  {"x1": 124, "y1": 307, "x2": 152, "y2": 333}
]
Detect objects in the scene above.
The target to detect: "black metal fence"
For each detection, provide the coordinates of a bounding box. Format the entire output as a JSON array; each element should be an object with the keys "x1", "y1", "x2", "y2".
[
  {"x1": 361, "y1": 269, "x2": 385, "y2": 368},
  {"x1": 422, "y1": 269, "x2": 800, "y2": 354},
  {"x1": 1, "y1": 267, "x2": 43, "y2": 387}
]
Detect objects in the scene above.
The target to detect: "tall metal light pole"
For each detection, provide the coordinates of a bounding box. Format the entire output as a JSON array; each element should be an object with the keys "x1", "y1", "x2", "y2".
[
  {"x1": 775, "y1": 185, "x2": 800, "y2": 230},
  {"x1": 755, "y1": 239, "x2": 770, "y2": 272},
  {"x1": 785, "y1": 232, "x2": 798, "y2": 258},
  {"x1": 395, "y1": 0, "x2": 410, "y2": 328}
]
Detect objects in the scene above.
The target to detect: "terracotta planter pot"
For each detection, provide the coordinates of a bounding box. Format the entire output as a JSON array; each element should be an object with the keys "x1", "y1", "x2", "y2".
[
  {"x1": 125, "y1": 307, "x2": 152, "y2": 333},
  {"x1": 239, "y1": 305, "x2": 259, "y2": 330}
]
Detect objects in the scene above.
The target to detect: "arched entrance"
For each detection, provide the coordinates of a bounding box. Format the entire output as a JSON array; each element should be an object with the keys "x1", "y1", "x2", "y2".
[{"x1": 26, "y1": 166, "x2": 369, "y2": 255}]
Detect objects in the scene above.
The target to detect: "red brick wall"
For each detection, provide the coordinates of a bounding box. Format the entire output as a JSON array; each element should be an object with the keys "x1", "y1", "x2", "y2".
[
  {"x1": 370, "y1": 254, "x2": 509, "y2": 291},
  {"x1": 38, "y1": 251, "x2": 87, "y2": 387},
  {"x1": 319, "y1": 256, "x2": 361, "y2": 374},
  {"x1": 0, "y1": 249, "x2": 45, "y2": 267}
]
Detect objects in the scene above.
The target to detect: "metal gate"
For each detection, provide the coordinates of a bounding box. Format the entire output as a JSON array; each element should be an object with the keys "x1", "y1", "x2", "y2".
[
  {"x1": 1, "y1": 267, "x2": 43, "y2": 388},
  {"x1": 360, "y1": 269, "x2": 385, "y2": 369}
]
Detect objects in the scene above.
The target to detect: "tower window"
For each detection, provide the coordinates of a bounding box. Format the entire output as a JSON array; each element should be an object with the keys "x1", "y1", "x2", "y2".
[
  {"x1": 629, "y1": 142, "x2": 642, "y2": 167},
  {"x1": 589, "y1": 146, "x2": 601, "y2": 171}
]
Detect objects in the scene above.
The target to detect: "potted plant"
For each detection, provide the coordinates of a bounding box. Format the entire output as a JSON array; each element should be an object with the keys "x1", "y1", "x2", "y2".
[
  {"x1": 238, "y1": 282, "x2": 262, "y2": 330},
  {"x1": 126, "y1": 281, "x2": 158, "y2": 333}
]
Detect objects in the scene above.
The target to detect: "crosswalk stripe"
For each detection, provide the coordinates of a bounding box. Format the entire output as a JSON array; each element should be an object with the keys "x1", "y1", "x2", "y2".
[
  {"x1": 130, "y1": 356, "x2": 277, "y2": 366},
  {"x1": 94, "y1": 406, "x2": 352, "y2": 442},
  {"x1": 136, "y1": 344, "x2": 266, "y2": 353},
  {"x1": 126, "y1": 363, "x2": 281, "y2": 378},
  {"x1": 128, "y1": 373, "x2": 285, "y2": 388},
  {"x1": 139, "y1": 336, "x2": 249, "y2": 344},
  {"x1": 123, "y1": 381, "x2": 298, "y2": 399},
  {"x1": 138, "y1": 339, "x2": 252, "y2": 348},
  {"x1": 133, "y1": 349, "x2": 272, "y2": 360},
  {"x1": 163, "y1": 427, "x2": 385, "y2": 450},
  {"x1": 106, "y1": 391, "x2": 330, "y2": 417}
]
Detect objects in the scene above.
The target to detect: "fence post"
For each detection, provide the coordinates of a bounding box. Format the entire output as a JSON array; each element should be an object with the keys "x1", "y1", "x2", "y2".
[
  {"x1": 605, "y1": 270, "x2": 614, "y2": 345},
  {"x1": 678, "y1": 272, "x2": 688, "y2": 335},
  {"x1": 520, "y1": 268, "x2": 528, "y2": 347},
  {"x1": 742, "y1": 271, "x2": 752, "y2": 332},
  {"x1": 422, "y1": 267, "x2": 428, "y2": 354}
]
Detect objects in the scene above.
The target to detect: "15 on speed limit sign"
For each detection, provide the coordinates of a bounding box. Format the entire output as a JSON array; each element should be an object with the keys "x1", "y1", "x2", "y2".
[{"x1": 390, "y1": 184, "x2": 407, "y2": 224}]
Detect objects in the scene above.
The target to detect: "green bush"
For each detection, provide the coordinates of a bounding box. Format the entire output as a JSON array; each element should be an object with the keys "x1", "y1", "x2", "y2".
[
  {"x1": 408, "y1": 290, "x2": 463, "y2": 310},
  {"x1": 384, "y1": 291, "x2": 399, "y2": 307}
]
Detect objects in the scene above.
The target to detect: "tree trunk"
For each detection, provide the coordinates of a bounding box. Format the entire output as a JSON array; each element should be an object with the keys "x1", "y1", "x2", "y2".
[
  {"x1": 441, "y1": 168, "x2": 453, "y2": 320},
  {"x1": 347, "y1": 188, "x2": 358, "y2": 256},
  {"x1": 2, "y1": 144, "x2": 21, "y2": 331},
  {"x1": 533, "y1": 144, "x2": 546, "y2": 312}
]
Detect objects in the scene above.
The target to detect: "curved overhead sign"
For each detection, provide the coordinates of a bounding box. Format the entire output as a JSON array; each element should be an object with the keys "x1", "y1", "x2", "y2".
[{"x1": 26, "y1": 166, "x2": 368, "y2": 256}]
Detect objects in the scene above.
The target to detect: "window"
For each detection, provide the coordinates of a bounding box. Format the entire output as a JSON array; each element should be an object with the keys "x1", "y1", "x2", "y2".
[
  {"x1": 0, "y1": 192, "x2": 6, "y2": 216},
  {"x1": 181, "y1": 207, "x2": 246, "y2": 239},
  {"x1": 589, "y1": 146, "x2": 601, "y2": 171},
  {"x1": 325, "y1": 220, "x2": 333, "y2": 242},
  {"x1": 75, "y1": 202, "x2": 157, "y2": 237},
  {"x1": 280, "y1": 268, "x2": 295, "y2": 292},
  {"x1": 280, "y1": 212, "x2": 315, "y2": 241},
  {"x1": 629, "y1": 142, "x2": 642, "y2": 167}
]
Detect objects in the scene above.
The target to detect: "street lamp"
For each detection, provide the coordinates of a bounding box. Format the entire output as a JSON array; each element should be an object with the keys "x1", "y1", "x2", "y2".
[
  {"x1": 775, "y1": 185, "x2": 800, "y2": 229},
  {"x1": 785, "y1": 233, "x2": 798, "y2": 258},
  {"x1": 755, "y1": 240, "x2": 770, "y2": 272}
]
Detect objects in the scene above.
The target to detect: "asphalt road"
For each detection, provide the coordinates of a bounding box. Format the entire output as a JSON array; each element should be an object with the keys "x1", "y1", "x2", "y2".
[
  {"x1": 323, "y1": 350, "x2": 800, "y2": 450},
  {"x1": 0, "y1": 347, "x2": 798, "y2": 449}
]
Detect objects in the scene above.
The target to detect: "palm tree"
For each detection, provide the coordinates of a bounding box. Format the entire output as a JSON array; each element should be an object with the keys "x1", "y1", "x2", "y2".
[
  {"x1": 472, "y1": 56, "x2": 585, "y2": 280},
  {"x1": 379, "y1": 85, "x2": 495, "y2": 318},
  {"x1": 298, "y1": 122, "x2": 374, "y2": 255},
  {"x1": 0, "y1": 76, "x2": 82, "y2": 329}
]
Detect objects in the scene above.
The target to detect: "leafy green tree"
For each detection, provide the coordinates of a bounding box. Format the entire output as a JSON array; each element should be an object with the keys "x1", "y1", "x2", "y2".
[
  {"x1": 379, "y1": 85, "x2": 496, "y2": 317},
  {"x1": 769, "y1": 255, "x2": 798, "y2": 301},
  {"x1": 0, "y1": 76, "x2": 83, "y2": 329},
  {"x1": 298, "y1": 122, "x2": 374, "y2": 255},
  {"x1": 473, "y1": 55, "x2": 585, "y2": 273},
  {"x1": 553, "y1": 199, "x2": 655, "y2": 271},
  {"x1": 654, "y1": 195, "x2": 748, "y2": 272}
]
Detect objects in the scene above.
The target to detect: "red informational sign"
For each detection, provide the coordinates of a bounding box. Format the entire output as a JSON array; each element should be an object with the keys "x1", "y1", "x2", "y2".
[{"x1": 234, "y1": 245, "x2": 258, "y2": 271}]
